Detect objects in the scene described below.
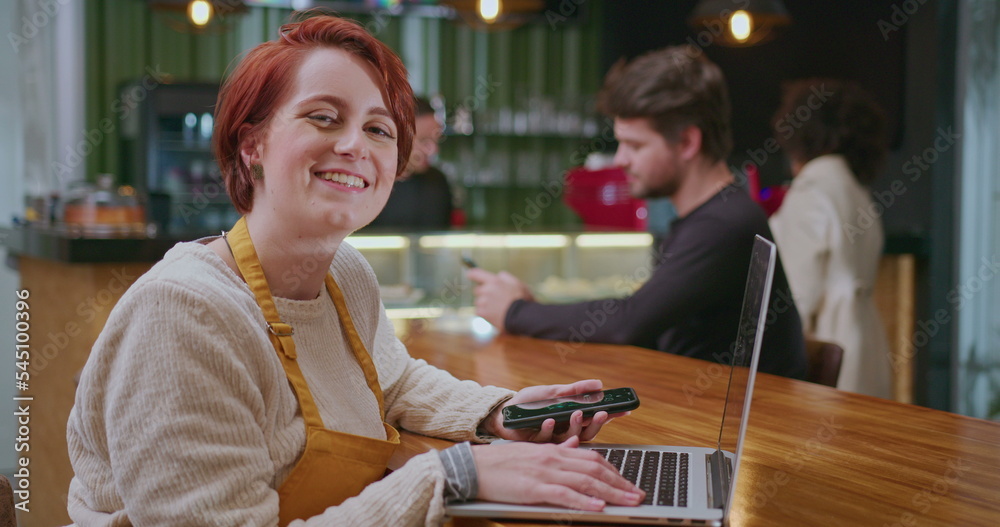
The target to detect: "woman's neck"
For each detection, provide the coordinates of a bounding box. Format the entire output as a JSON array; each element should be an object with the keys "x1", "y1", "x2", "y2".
[{"x1": 239, "y1": 214, "x2": 344, "y2": 300}]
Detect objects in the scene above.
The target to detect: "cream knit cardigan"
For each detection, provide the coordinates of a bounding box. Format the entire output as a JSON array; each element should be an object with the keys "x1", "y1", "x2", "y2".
[{"x1": 66, "y1": 239, "x2": 513, "y2": 526}]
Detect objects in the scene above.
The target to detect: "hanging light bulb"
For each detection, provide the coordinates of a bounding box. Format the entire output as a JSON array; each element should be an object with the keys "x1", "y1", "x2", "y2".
[
  {"x1": 730, "y1": 10, "x2": 753, "y2": 43},
  {"x1": 688, "y1": 0, "x2": 791, "y2": 47},
  {"x1": 188, "y1": 0, "x2": 213, "y2": 27},
  {"x1": 478, "y1": 0, "x2": 502, "y2": 24}
]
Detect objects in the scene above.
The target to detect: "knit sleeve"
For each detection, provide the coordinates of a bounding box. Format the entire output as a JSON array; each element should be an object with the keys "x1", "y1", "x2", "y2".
[
  {"x1": 68, "y1": 279, "x2": 286, "y2": 526},
  {"x1": 375, "y1": 307, "x2": 515, "y2": 442}
]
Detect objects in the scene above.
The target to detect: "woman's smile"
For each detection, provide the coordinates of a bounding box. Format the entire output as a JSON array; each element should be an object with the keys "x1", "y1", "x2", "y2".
[{"x1": 314, "y1": 170, "x2": 369, "y2": 191}]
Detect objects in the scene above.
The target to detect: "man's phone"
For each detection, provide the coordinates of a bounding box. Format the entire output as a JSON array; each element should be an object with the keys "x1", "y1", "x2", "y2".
[
  {"x1": 501, "y1": 387, "x2": 639, "y2": 430},
  {"x1": 460, "y1": 256, "x2": 478, "y2": 269}
]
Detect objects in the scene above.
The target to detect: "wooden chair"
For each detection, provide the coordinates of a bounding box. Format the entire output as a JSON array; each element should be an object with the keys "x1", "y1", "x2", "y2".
[
  {"x1": 0, "y1": 475, "x2": 15, "y2": 527},
  {"x1": 804, "y1": 339, "x2": 844, "y2": 388}
]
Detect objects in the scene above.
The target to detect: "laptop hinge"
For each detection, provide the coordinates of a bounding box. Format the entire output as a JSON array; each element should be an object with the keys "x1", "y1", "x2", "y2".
[{"x1": 707, "y1": 450, "x2": 730, "y2": 509}]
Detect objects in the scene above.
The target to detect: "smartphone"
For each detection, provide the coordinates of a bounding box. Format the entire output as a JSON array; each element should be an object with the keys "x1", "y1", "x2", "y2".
[
  {"x1": 501, "y1": 387, "x2": 639, "y2": 430},
  {"x1": 460, "y1": 256, "x2": 478, "y2": 269}
]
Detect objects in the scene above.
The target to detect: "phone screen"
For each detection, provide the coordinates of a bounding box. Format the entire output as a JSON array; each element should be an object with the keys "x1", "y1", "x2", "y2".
[{"x1": 502, "y1": 387, "x2": 636, "y2": 421}]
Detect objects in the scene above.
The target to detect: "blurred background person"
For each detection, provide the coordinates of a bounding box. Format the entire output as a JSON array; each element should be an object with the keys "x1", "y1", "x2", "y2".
[
  {"x1": 467, "y1": 46, "x2": 806, "y2": 379},
  {"x1": 768, "y1": 78, "x2": 893, "y2": 398},
  {"x1": 367, "y1": 95, "x2": 454, "y2": 230}
]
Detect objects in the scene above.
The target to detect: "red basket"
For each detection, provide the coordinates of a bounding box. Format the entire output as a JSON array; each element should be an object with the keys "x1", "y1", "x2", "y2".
[{"x1": 563, "y1": 166, "x2": 647, "y2": 231}]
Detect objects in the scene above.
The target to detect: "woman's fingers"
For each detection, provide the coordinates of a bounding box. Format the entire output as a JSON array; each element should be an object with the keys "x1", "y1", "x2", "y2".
[
  {"x1": 538, "y1": 468, "x2": 645, "y2": 508},
  {"x1": 550, "y1": 411, "x2": 586, "y2": 442},
  {"x1": 577, "y1": 411, "x2": 610, "y2": 442},
  {"x1": 473, "y1": 441, "x2": 645, "y2": 511}
]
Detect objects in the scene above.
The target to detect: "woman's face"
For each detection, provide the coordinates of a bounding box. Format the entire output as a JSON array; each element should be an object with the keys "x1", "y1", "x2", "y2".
[{"x1": 245, "y1": 47, "x2": 399, "y2": 237}]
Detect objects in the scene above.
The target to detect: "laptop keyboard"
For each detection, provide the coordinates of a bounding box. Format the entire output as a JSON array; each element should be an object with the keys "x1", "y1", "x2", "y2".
[{"x1": 592, "y1": 449, "x2": 689, "y2": 507}]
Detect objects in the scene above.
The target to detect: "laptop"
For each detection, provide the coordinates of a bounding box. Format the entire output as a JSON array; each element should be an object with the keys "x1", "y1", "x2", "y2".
[{"x1": 446, "y1": 235, "x2": 778, "y2": 526}]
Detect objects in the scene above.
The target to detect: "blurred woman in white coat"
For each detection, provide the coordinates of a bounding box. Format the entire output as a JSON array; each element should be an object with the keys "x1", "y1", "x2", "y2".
[{"x1": 768, "y1": 79, "x2": 893, "y2": 398}]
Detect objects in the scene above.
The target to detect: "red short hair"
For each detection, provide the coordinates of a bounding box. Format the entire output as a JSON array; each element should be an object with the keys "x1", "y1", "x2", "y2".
[{"x1": 213, "y1": 14, "x2": 415, "y2": 213}]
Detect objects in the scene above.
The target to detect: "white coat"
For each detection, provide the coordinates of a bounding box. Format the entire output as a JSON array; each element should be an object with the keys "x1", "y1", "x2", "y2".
[{"x1": 769, "y1": 155, "x2": 893, "y2": 398}]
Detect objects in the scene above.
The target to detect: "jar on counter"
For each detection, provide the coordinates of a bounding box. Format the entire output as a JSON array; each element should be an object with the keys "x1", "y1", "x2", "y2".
[{"x1": 62, "y1": 174, "x2": 146, "y2": 236}]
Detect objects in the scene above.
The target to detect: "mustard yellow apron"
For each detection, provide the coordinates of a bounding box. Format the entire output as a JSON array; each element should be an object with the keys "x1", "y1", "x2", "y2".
[{"x1": 226, "y1": 217, "x2": 399, "y2": 526}]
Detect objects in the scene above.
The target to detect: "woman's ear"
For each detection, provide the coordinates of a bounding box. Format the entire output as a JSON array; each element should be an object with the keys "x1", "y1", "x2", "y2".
[{"x1": 238, "y1": 123, "x2": 262, "y2": 169}]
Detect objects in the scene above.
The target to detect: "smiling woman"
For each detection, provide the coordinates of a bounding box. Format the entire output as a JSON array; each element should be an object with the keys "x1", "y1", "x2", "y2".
[
  {"x1": 65, "y1": 13, "x2": 642, "y2": 527},
  {"x1": 220, "y1": 47, "x2": 404, "y2": 271},
  {"x1": 212, "y1": 15, "x2": 415, "y2": 216}
]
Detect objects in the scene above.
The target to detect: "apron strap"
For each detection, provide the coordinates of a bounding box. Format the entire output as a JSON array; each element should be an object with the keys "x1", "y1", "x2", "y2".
[
  {"x1": 324, "y1": 274, "x2": 387, "y2": 418},
  {"x1": 226, "y1": 217, "x2": 324, "y2": 429},
  {"x1": 225, "y1": 217, "x2": 389, "y2": 424}
]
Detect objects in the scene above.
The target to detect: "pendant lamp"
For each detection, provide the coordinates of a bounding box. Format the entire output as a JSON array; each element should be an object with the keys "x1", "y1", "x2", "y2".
[{"x1": 688, "y1": 0, "x2": 792, "y2": 47}]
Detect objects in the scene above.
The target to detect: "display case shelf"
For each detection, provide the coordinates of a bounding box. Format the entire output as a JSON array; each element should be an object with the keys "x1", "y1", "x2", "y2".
[{"x1": 348, "y1": 231, "x2": 656, "y2": 318}]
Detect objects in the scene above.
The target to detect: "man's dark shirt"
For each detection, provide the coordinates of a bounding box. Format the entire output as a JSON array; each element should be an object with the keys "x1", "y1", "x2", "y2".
[
  {"x1": 505, "y1": 184, "x2": 807, "y2": 379},
  {"x1": 368, "y1": 167, "x2": 453, "y2": 230}
]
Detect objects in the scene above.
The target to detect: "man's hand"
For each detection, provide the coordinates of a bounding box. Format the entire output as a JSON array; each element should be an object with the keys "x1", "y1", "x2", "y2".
[{"x1": 466, "y1": 268, "x2": 535, "y2": 332}]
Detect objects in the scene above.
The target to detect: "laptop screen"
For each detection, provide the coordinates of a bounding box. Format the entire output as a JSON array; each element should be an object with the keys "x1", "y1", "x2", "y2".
[{"x1": 716, "y1": 236, "x2": 776, "y2": 513}]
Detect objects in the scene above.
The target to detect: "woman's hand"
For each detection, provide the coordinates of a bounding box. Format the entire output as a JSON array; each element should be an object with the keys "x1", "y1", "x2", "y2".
[
  {"x1": 482, "y1": 380, "x2": 628, "y2": 443},
  {"x1": 472, "y1": 436, "x2": 644, "y2": 511}
]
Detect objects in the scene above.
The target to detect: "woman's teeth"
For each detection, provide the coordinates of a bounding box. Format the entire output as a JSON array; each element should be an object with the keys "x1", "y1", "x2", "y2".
[{"x1": 317, "y1": 172, "x2": 365, "y2": 188}]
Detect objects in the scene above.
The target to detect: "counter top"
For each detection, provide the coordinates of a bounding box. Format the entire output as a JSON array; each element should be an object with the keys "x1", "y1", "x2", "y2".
[
  {"x1": 0, "y1": 223, "x2": 929, "y2": 264},
  {"x1": 395, "y1": 320, "x2": 1000, "y2": 526},
  {"x1": 0, "y1": 225, "x2": 190, "y2": 264}
]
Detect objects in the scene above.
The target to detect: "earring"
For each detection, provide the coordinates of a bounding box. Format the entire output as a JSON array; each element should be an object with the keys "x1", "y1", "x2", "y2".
[{"x1": 251, "y1": 164, "x2": 264, "y2": 180}]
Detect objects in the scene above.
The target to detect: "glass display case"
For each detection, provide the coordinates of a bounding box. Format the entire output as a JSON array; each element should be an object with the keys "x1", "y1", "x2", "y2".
[
  {"x1": 348, "y1": 231, "x2": 656, "y2": 319},
  {"x1": 120, "y1": 81, "x2": 237, "y2": 235}
]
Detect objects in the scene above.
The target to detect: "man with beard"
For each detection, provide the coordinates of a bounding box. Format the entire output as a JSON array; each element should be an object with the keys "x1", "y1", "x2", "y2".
[{"x1": 468, "y1": 46, "x2": 807, "y2": 379}]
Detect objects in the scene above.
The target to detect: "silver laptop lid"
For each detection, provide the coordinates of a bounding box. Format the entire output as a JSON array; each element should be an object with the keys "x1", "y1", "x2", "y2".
[{"x1": 716, "y1": 235, "x2": 776, "y2": 518}]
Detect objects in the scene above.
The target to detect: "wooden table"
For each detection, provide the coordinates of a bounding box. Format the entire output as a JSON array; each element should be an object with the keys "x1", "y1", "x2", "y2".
[{"x1": 390, "y1": 317, "x2": 1000, "y2": 527}]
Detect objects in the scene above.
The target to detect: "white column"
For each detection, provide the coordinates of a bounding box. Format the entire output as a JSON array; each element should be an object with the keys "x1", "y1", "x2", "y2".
[{"x1": 955, "y1": 0, "x2": 1000, "y2": 420}]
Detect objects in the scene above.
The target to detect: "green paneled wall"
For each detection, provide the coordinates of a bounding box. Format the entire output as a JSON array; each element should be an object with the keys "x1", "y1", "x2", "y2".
[
  {"x1": 84, "y1": 0, "x2": 294, "y2": 185},
  {"x1": 85, "y1": 0, "x2": 604, "y2": 230}
]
